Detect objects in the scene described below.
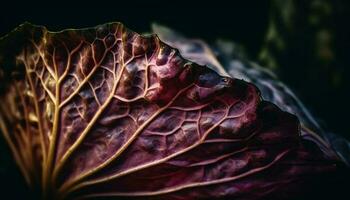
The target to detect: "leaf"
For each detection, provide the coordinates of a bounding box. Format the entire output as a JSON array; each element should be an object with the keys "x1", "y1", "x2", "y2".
[
  {"x1": 152, "y1": 24, "x2": 349, "y2": 165},
  {"x1": 0, "y1": 22, "x2": 341, "y2": 199}
]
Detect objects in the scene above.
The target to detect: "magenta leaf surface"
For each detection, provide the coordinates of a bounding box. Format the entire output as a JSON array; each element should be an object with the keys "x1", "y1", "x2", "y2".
[{"x1": 0, "y1": 22, "x2": 341, "y2": 199}]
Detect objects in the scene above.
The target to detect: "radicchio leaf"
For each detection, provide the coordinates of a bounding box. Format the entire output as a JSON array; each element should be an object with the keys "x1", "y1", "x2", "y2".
[
  {"x1": 152, "y1": 24, "x2": 350, "y2": 165},
  {"x1": 0, "y1": 22, "x2": 342, "y2": 200}
]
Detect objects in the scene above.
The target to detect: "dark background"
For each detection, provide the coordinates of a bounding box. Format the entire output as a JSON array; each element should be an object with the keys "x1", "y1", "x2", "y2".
[{"x1": 0, "y1": 1, "x2": 349, "y2": 199}]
